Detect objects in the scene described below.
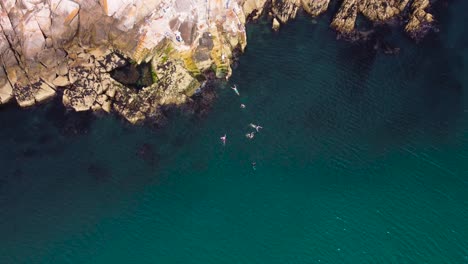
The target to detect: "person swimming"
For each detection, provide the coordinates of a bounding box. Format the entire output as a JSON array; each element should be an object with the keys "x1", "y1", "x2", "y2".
[
  {"x1": 252, "y1": 161, "x2": 256, "y2": 170},
  {"x1": 249, "y1": 123, "x2": 263, "y2": 132},
  {"x1": 240, "y1": 104, "x2": 246, "y2": 109},
  {"x1": 231, "y1": 85, "x2": 240, "y2": 96},
  {"x1": 220, "y1": 134, "x2": 226, "y2": 145},
  {"x1": 245, "y1": 132, "x2": 255, "y2": 139}
]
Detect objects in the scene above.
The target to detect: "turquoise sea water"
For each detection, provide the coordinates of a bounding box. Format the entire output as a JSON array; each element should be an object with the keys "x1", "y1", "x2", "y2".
[{"x1": 1, "y1": 1, "x2": 468, "y2": 263}]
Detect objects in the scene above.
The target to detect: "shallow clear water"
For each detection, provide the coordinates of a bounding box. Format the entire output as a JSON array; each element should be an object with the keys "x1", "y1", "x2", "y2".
[{"x1": 1, "y1": 1, "x2": 468, "y2": 263}]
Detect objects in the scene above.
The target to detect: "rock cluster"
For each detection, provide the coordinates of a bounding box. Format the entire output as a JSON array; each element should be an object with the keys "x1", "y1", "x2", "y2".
[
  {"x1": 62, "y1": 52, "x2": 123, "y2": 113},
  {"x1": 405, "y1": 0, "x2": 434, "y2": 39},
  {"x1": 330, "y1": 0, "x2": 413, "y2": 36},
  {"x1": 242, "y1": 0, "x2": 434, "y2": 39},
  {"x1": 112, "y1": 42, "x2": 201, "y2": 124},
  {"x1": 0, "y1": 0, "x2": 247, "y2": 123},
  {"x1": 328, "y1": 0, "x2": 433, "y2": 39},
  {"x1": 0, "y1": 0, "x2": 439, "y2": 124}
]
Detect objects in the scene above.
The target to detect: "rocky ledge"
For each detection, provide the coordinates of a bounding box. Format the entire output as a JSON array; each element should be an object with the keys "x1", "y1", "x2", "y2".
[{"x1": 0, "y1": 0, "x2": 437, "y2": 124}]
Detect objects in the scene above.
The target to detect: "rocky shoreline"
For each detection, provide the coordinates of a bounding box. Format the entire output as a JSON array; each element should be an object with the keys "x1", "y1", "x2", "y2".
[{"x1": 0, "y1": 0, "x2": 437, "y2": 124}]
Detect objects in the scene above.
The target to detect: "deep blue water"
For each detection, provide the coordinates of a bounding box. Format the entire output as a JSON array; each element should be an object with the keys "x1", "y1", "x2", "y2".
[{"x1": 1, "y1": 1, "x2": 468, "y2": 263}]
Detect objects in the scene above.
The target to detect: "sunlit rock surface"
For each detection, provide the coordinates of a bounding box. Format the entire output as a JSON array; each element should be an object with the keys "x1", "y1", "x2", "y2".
[{"x1": 0, "y1": 0, "x2": 436, "y2": 123}]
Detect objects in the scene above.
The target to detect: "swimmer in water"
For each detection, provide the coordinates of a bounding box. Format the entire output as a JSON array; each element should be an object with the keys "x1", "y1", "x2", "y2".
[
  {"x1": 231, "y1": 84, "x2": 240, "y2": 96},
  {"x1": 252, "y1": 161, "x2": 256, "y2": 170},
  {"x1": 220, "y1": 134, "x2": 226, "y2": 145},
  {"x1": 249, "y1": 123, "x2": 263, "y2": 132},
  {"x1": 240, "y1": 104, "x2": 246, "y2": 109},
  {"x1": 245, "y1": 132, "x2": 255, "y2": 139}
]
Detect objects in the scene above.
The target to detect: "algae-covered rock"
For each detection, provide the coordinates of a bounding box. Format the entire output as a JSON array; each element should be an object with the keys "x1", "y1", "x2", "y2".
[{"x1": 110, "y1": 53, "x2": 200, "y2": 124}]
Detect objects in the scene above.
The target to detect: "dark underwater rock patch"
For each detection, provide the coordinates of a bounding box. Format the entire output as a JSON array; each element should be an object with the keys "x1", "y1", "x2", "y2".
[
  {"x1": 12, "y1": 168, "x2": 24, "y2": 178},
  {"x1": 335, "y1": 37, "x2": 378, "y2": 99},
  {"x1": 170, "y1": 134, "x2": 187, "y2": 148},
  {"x1": 87, "y1": 162, "x2": 112, "y2": 182},
  {"x1": 20, "y1": 147, "x2": 39, "y2": 158},
  {"x1": 136, "y1": 143, "x2": 160, "y2": 167},
  {"x1": 37, "y1": 133, "x2": 54, "y2": 145}
]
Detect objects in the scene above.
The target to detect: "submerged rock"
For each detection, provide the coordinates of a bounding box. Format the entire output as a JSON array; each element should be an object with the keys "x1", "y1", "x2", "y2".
[
  {"x1": 87, "y1": 162, "x2": 112, "y2": 182},
  {"x1": 136, "y1": 143, "x2": 160, "y2": 167}
]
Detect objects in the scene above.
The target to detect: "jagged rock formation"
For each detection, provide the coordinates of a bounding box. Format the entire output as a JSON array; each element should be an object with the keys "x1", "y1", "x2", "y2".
[
  {"x1": 405, "y1": 0, "x2": 434, "y2": 39},
  {"x1": 0, "y1": 0, "x2": 247, "y2": 123},
  {"x1": 302, "y1": 0, "x2": 330, "y2": 17},
  {"x1": 330, "y1": 0, "x2": 414, "y2": 36},
  {"x1": 243, "y1": 0, "x2": 434, "y2": 38},
  {"x1": 0, "y1": 0, "x2": 437, "y2": 124}
]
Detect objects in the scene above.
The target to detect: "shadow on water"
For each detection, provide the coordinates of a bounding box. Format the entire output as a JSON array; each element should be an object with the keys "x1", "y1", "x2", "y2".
[
  {"x1": 377, "y1": 29, "x2": 464, "y2": 146},
  {"x1": 44, "y1": 97, "x2": 95, "y2": 137},
  {"x1": 333, "y1": 22, "x2": 403, "y2": 100},
  {"x1": 300, "y1": 0, "x2": 464, "y2": 150},
  {"x1": 335, "y1": 39, "x2": 378, "y2": 98},
  {"x1": 419, "y1": 33, "x2": 463, "y2": 135},
  {"x1": 420, "y1": 2, "x2": 463, "y2": 138}
]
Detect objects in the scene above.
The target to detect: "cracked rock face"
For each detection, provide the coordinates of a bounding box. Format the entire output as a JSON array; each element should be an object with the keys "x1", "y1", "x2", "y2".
[
  {"x1": 405, "y1": 0, "x2": 434, "y2": 39},
  {"x1": 0, "y1": 0, "x2": 438, "y2": 124},
  {"x1": 330, "y1": 0, "x2": 433, "y2": 39},
  {"x1": 301, "y1": 0, "x2": 330, "y2": 17},
  {"x1": 0, "y1": 0, "x2": 247, "y2": 124},
  {"x1": 241, "y1": 0, "x2": 434, "y2": 38}
]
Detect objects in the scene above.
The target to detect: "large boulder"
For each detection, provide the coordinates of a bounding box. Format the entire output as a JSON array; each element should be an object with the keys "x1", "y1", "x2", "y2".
[
  {"x1": 331, "y1": 0, "x2": 358, "y2": 34},
  {"x1": 405, "y1": 0, "x2": 434, "y2": 39}
]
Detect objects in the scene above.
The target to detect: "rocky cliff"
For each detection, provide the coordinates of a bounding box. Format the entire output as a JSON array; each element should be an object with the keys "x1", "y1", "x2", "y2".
[{"x1": 0, "y1": 0, "x2": 436, "y2": 124}]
